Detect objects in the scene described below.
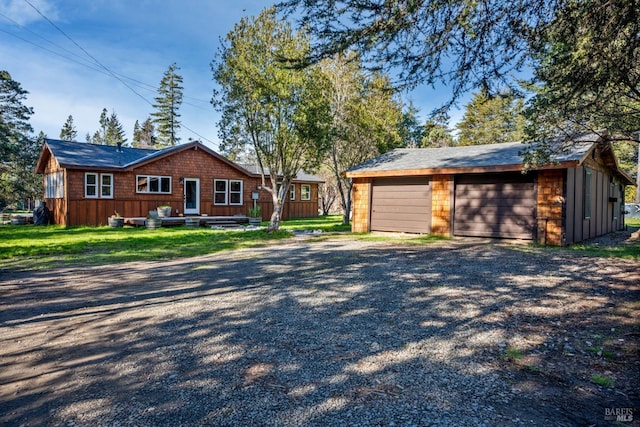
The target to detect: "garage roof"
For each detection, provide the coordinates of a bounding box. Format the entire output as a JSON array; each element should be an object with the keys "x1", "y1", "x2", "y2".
[{"x1": 345, "y1": 132, "x2": 633, "y2": 185}]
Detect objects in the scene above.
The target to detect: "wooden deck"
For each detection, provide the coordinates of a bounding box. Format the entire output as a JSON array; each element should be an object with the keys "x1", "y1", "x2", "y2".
[{"x1": 124, "y1": 215, "x2": 251, "y2": 228}]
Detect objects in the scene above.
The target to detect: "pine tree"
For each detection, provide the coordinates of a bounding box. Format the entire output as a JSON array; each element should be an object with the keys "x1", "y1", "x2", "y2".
[
  {"x1": 151, "y1": 63, "x2": 183, "y2": 146},
  {"x1": 132, "y1": 120, "x2": 141, "y2": 146},
  {"x1": 59, "y1": 115, "x2": 78, "y2": 141},
  {"x1": 132, "y1": 117, "x2": 156, "y2": 148},
  {"x1": 0, "y1": 70, "x2": 37, "y2": 208},
  {"x1": 456, "y1": 90, "x2": 525, "y2": 146},
  {"x1": 90, "y1": 108, "x2": 126, "y2": 145},
  {"x1": 105, "y1": 110, "x2": 126, "y2": 146}
]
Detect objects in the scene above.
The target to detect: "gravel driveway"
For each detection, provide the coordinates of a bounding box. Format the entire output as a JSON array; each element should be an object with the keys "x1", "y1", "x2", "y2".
[{"x1": 1, "y1": 238, "x2": 638, "y2": 426}]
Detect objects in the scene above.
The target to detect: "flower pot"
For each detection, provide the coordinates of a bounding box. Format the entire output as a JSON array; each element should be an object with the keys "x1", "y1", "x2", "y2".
[
  {"x1": 248, "y1": 217, "x2": 261, "y2": 226},
  {"x1": 185, "y1": 217, "x2": 200, "y2": 228},
  {"x1": 145, "y1": 217, "x2": 162, "y2": 230},
  {"x1": 108, "y1": 217, "x2": 124, "y2": 228},
  {"x1": 157, "y1": 206, "x2": 172, "y2": 218}
]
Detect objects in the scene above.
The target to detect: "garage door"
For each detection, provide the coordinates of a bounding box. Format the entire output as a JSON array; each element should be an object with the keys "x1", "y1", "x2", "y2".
[
  {"x1": 371, "y1": 178, "x2": 431, "y2": 233},
  {"x1": 454, "y1": 173, "x2": 535, "y2": 239}
]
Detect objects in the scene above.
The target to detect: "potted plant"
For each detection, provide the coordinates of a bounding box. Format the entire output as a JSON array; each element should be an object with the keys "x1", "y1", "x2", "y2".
[
  {"x1": 157, "y1": 204, "x2": 172, "y2": 218},
  {"x1": 146, "y1": 210, "x2": 162, "y2": 229},
  {"x1": 108, "y1": 210, "x2": 124, "y2": 228},
  {"x1": 248, "y1": 205, "x2": 262, "y2": 226}
]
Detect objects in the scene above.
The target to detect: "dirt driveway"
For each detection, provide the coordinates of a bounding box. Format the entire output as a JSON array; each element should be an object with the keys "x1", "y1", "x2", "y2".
[{"x1": 1, "y1": 238, "x2": 638, "y2": 426}]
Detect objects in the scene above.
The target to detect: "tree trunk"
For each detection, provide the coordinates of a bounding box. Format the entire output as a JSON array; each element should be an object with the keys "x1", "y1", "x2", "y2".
[
  {"x1": 636, "y1": 143, "x2": 640, "y2": 203},
  {"x1": 267, "y1": 180, "x2": 289, "y2": 232}
]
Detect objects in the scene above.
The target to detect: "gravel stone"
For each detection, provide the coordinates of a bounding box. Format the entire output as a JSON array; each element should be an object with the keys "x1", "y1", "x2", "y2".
[{"x1": 0, "y1": 237, "x2": 638, "y2": 426}]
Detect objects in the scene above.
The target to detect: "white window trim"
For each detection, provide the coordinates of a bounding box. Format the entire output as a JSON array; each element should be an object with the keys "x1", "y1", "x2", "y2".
[
  {"x1": 301, "y1": 184, "x2": 311, "y2": 201},
  {"x1": 290, "y1": 184, "x2": 295, "y2": 201},
  {"x1": 86, "y1": 173, "x2": 114, "y2": 198},
  {"x1": 229, "y1": 179, "x2": 243, "y2": 206},
  {"x1": 85, "y1": 173, "x2": 99, "y2": 198},
  {"x1": 46, "y1": 171, "x2": 64, "y2": 199},
  {"x1": 214, "y1": 179, "x2": 228, "y2": 205},
  {"x1": 136, "y1": 175, "x2": 172, "y2": 194},
  {"x1": 100, "y1": 173, "x2": 114, "y2": 199}
]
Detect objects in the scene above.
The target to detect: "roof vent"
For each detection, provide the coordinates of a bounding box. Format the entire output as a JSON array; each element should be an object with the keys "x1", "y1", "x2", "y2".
[{"x1": 117, "y1": 142, "x2": 122, "y2": 152}]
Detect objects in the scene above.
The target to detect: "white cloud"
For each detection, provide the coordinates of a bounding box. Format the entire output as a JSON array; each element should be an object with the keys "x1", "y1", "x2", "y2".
[{"x1": 0, "y1": 0, "x2": 57, "y2": 25}]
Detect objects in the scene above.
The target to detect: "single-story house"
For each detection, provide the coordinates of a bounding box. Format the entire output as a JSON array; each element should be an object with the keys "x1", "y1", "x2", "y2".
[
  {"x1": 344, "y1": 132, "x2": 634, "y2": 245},
  {"x1": 35, "y1": 139, "x2": 322, "y2": 226}
]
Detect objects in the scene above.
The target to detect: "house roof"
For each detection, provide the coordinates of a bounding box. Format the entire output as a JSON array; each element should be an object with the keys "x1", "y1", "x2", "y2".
[
  {"x1": 36, "y1": 139, "x2": 324, "y2": 182},
  {"x1": 239, "y1": 164, "x2": 325, "y2": 183},
  {"x1": 37, "y1": 139, "x2": 157, "y2": 171},
  {"x1": 344, "y1": 131, "x2": 633, "y2": 185}
]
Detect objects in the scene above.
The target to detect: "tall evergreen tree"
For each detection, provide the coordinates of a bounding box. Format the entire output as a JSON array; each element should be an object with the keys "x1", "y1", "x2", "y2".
[
  {"x1": 132, "y1": 118, "x2": 157, "y2": 148},
  {"x1": 132, "y1": 120, "x2": 141, "y2": 146},
  {"x1": 0, "y1": 70, "x2": 38, "y2": 208},
  {"x1": 398, "y1": 103, "x2": 424, "y2": 148},
  {"x1": 105, "y1": 110, "x2": 126, "y2": 146},
  {"x1": 456, "y1": 90, "x2": 525, "y2": 146},
  {"x1": 420, "y1": 112, "x2": 454, "y2": 148},
  {"x1": 90, "y1": 108, "x2": 126, "y2": 145},
  {"x1": 152, "y1": 63, "x2": 183, "y2": 146},
  {"x1": 59, "y1": 115, "x2": 78, "y2": 141}
]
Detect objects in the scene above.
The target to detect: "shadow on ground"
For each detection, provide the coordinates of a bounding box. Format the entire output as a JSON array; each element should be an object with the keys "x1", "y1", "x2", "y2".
[{"x1": 0, "y1": 239, "x2": 638, "y2": 426}]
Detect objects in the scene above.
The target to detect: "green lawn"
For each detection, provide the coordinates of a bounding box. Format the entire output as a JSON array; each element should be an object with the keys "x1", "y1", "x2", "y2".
[
  {"x1": 2, "y1": 215, "x2": 638, "y2": 269},
  {"x1": 0, "y1": 216, "x2": 348, "y2": 269}
]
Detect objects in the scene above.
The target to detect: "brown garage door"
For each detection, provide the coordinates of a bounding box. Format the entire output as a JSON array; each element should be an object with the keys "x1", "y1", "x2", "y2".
[
  {"x1": 371, "y1": 178, "x2": 431, "y2": 233},
  {"x1": 454, "y1": 173, "x2": 535, "y2": 239}
]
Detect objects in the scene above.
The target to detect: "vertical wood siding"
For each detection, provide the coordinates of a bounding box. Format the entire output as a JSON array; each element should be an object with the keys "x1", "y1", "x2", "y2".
[{"x1": 563, "y1": 164, "x2": 625, "y2": 244}]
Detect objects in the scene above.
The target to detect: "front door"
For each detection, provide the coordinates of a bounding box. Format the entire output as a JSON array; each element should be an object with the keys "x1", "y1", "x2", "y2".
[{"x1": 184, "y1": 178, "x2": 200, "y2": 215}]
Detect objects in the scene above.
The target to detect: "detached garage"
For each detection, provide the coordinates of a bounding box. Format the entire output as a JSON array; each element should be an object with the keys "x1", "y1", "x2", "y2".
[{"x1": 345, "y1": 132, "x2": 633, "y2": 246}]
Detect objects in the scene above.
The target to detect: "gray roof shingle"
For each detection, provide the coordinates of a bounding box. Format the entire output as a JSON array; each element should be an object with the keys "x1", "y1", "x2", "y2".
[
  {"x1": 44, "y1": 139, "x2": 158, "y2": 169},
  {"x1": 346, "y1": 137, "x2": 596, "y2": 175}
]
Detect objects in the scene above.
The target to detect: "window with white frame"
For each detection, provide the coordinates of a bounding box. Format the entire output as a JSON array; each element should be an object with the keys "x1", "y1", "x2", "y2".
[
  {"x1": 101, "y1": 174, "x2": 113, "y2": 198},
  {"x1": 301, "y1": 184, "x2": 311, "y2": 201},
  {"x1": 229, "y1": 180, "x2": 243, "y2": 205},
  {"x1": 214, "y1": 179, "x2": 228, "y2": 205},
  {"x1": 137, "y1": 175, "x2": 171, "y2": 194},
  {"x1": 290, "y1": 184, "x2": 296, "y2": 200},
  {"x1": 45, "y1": 171, "x2": 64, "y2": 198},
  {"x1": 214, "y1": 179, "x2": 244, "y2": 205},
  {"x1": 85, "y1": 173, "x2": 113, "y2": 198}
]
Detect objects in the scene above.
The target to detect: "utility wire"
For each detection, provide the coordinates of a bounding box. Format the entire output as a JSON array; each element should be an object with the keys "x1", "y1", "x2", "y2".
[{"x1": 17, "y1": 0, "x2": 216, "y2": 144}]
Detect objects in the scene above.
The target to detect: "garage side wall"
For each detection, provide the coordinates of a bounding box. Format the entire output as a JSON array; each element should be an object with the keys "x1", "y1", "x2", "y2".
[{"x1": 352, "y1": 178, "x2": 371, "y2": 232}]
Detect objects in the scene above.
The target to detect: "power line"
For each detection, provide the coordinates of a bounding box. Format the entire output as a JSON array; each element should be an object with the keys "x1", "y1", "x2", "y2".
[
  {"x1": 23, "y1": 0, "x2": 153, "y2": 108},
  {"x1": 11, "y1": 0, "x2": 215, "y2": 145}
]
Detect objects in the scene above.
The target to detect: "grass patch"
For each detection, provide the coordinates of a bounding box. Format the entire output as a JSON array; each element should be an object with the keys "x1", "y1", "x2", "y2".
[
  {"x1": 502, "y1": 347, "x2": 524, "y2": 361},
  {"x1": 0, "y1": 224, "x2": 289, "y2": 269},
  {"x1": 591, "y1": 374, "x2": 613, "y2": 387},
  {"x1": 586, "y1": 346, "x2": 615, "y2": 359},
  {"x1": 625, "y1": 217, "x2": 640, "y2": 227},
  {"x1": 278, "y1": 215, "x2": 351, "y2": 232}
]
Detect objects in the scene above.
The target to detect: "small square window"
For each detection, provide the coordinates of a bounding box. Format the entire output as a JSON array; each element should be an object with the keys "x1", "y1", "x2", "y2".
[{"x1": 301, "y1": 184, "x2": 311, "y2": 201}]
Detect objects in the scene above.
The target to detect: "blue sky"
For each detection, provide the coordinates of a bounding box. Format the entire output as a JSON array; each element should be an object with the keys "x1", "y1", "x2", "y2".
[{"x1": 1, "y1": 0, "x2": 464, "y2": 150}]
